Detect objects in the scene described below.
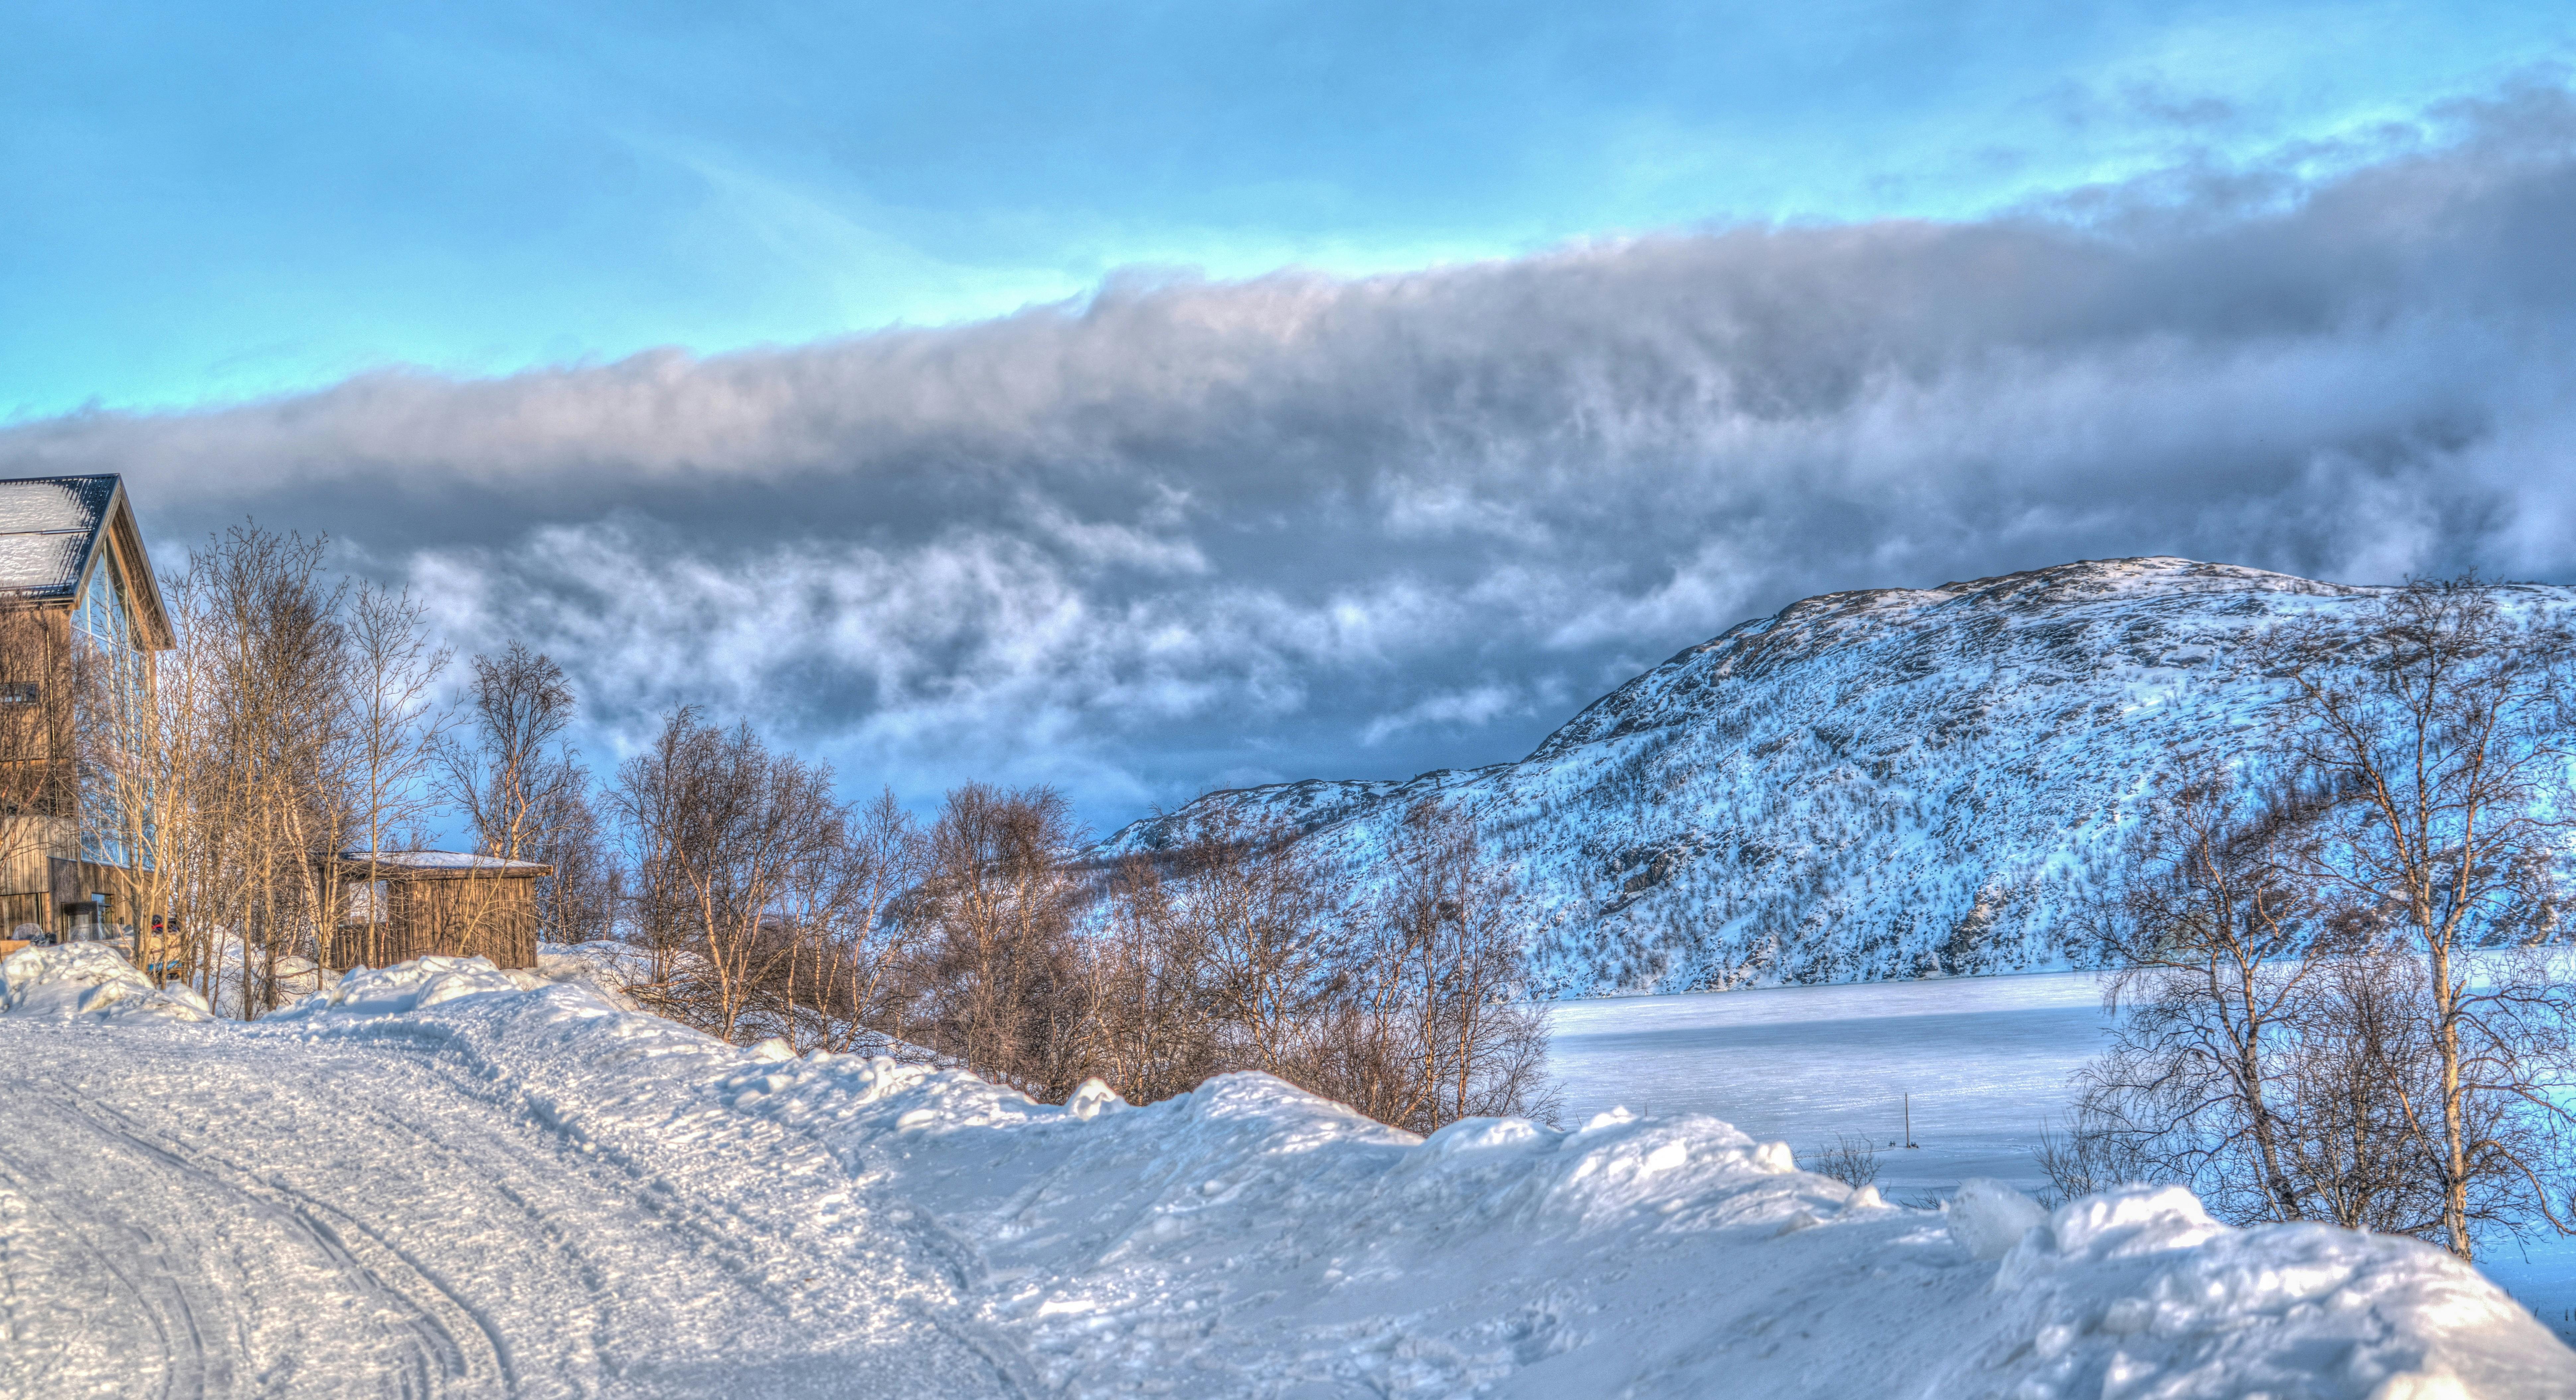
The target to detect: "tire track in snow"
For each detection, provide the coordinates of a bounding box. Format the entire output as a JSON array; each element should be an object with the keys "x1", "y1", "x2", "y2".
[
  {"x1": 1, "y1": 1084, "x2": 507, "y2": 1398},
  {"x1": 0, "y1": 1130, "x2": 231, "y2": 1400},
  {"x1": 0, "y1": 1009, "x2": 1029, "y2": 1397},
  {"x1": 70, "y1": 1096, "x2": 515, "y2": 1398},
  {"x1": 300, "y1": 998, "x2": 1048, "y2": 1398},
  {"x1": 382, "y1": 1018, "x2": 1051, "y2": 1399}
]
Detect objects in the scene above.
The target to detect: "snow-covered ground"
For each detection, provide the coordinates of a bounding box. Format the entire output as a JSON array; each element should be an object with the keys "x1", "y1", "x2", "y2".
[
  {"x1": 5, "y1": 946, "x2": 2572, "y2": 1397},
  {"x1": 1551, "y1": 970, "x2": 2113, "y2": 1197},
  {"x1": 1551, "y1": 971, "x2": 2576, "y2": 1347}
]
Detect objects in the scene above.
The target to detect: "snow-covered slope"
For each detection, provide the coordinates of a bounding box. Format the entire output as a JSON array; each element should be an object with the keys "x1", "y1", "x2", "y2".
[
  {"x1": 1102, "y1": 558, "x2": 2575, "y2": 995},
  {"x1": 4, "y1": 949, "x2": 2569, "y2": 1398}
]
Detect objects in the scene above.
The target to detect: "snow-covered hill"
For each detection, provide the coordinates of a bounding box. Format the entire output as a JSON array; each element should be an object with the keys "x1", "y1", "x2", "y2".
[
  {"x1": 1102, "y1": 558, "x2": 2575, "y2": 995},
  {"x1": 6, "y1": 944, "x2": 2570, "y2": 1398}
]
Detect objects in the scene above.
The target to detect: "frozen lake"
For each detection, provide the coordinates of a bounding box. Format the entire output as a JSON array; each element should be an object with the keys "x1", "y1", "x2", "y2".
[
  {"x1": 1547, "y1": 970, "x2": 2576, "y2": 1341},
  {"x1": 1548, "y1": 970, "x2": 2110, "y2": 1198}
]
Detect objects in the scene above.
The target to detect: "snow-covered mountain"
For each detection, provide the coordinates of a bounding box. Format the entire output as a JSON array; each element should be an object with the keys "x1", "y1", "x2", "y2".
[{"x1": 1101, "y1": 558, "x2": 2573, "y2": 996}]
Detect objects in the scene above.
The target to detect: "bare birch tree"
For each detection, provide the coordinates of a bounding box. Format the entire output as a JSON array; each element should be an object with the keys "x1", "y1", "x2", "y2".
[
  {"x1": 774, "y1": 788, "x2": 924, "y2": 1054},
  {"x1": 909, "y1": 783, "x2": 1089, "y2": 1096},
  {"x1": 192, "y1": 528, "x2": 352, "y2": 1015},
  {"x1": 2059, "y1": 583, "x2": 2576, "y2": 1257},
  {"x1": 337, "y1": 582, "x2": 451, "y2": 967},
  {"x1": 2273, "y1": 579, "x2": 2576, "y2": 1259},
  {"x1": 1181, "y1": 814, "x2": 1342, "y2": 1078},
  {"x1": 612, "y1": 707, "x2": 844, "y2": 1042},
  {"x1": 84, "y1": 558, "x2": 215, "y2": 990},
  {"x1": 526, "y1": 768, "x2": 619, "y2": 945},
  {"x1": 439, "y1": 642, "x2": 575, "y2": 863},
  {"x1": 1084, "y1": 853, "x2": 1221, "y2": 1102},
  {"x1": 2047, "y1": 769, "x2": 2441, "y2": 1229},
  {"x1": 2062, "y1": 770, "x2": 2339, "y2": 1223},
  {"x1": 1299, "y1": 801, "x2": 1555, "y2": 1132},
  {"x1": 439, "y1": 641, "x2": 622, "y2": 945}
]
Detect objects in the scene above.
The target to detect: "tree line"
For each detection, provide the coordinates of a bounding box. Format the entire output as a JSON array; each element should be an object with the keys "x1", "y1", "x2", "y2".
[
  {"x1": 70, "y1": 525, "x2": 1553, "y2": 1134},
  {"x1": 612, "y1": 744, "x2": 1553, "y2": 1132},
  {"x1": 2045, "y1": 579, "x2": 2576, "y2": 1263}
]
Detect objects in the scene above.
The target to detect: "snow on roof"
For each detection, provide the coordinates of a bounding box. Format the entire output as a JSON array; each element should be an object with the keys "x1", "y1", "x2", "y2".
[
  {"x1": 0, "y1": 476, "x2": 115, "y2": 599},
  {"x1": 0, "y1": 480, "x2": 98, "y2": 534},
  {"x1": 0, "y1": 532, "x2": 87, "y2": 593},
  {"x1": 338, "y1": 850, "x2": 553, "y2": 875}
]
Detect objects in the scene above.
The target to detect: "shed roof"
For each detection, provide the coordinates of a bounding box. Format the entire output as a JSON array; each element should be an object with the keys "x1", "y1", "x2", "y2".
[
  {"x1": 0, "y1": 475, "x2": 175, "y2": 648},
  {"x1": 335, "y1": 851, "x2": 555, "y2": 879}
]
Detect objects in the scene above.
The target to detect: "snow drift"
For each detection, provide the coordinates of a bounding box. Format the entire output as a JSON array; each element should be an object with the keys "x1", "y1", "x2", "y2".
[
  {"x1": 5, "y1": 950, "x2": 2566, "y2": 1397},
  {"x1": 0, "y1": 942, "x2": 211, "y2": 1021},
  {"x1": 1103, "y1": 558, "x2": 2576, "y2": 995}
]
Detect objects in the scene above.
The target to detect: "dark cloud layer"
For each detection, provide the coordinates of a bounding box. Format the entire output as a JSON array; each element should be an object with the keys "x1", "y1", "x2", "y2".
[{"x1": 10, "y1": 85, "x2": 2576, "y2": 827}]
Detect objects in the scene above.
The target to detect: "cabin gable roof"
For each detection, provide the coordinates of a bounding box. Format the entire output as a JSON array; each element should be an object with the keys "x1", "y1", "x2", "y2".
[{"x1": 0, "y1": 475, "x2": 176, "y2": 649}]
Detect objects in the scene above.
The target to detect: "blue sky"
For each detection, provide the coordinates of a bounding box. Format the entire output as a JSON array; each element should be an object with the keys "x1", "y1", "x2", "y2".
[
  {"x1": 10, "y1": 4, "x2": 2576, "y2": 829},
  {"x1": 9, "y1": 0, "x2": 2571, "y2": 420}
]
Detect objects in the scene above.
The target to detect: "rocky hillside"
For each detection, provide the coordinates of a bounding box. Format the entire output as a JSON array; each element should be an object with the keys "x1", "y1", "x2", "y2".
[{"x1": 1100, "y1": 558, "x2": 2572, "y2": 995}]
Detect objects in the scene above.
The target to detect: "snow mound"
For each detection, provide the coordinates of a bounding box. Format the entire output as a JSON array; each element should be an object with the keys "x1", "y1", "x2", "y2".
[
  {"x1": 1950, "y1": 1175, "x2": 2054, "y2": 1259},
  {"x1": 533, "y1": 940, "x2": 647, "y2": 1011},
  {"x1": 272, "y1": 946, "x2": 652, "y2": 1022},
  {"x1": 0, "y1": 943, "x2": 211, "y2": 1021},
  {"x1": 274, "y1": 954, "x2": 536, "y2": 1019},
  {"x1": 1978, "y1": 1184, "x2": 2545, "y2": 1400}
]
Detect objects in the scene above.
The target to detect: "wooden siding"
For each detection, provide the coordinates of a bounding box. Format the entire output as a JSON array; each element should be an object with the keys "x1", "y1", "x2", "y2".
[
  {"x1": 0, "y1": 815, "x2": 74, "y2": 893},
  {"x1": 0, "y1": 584, "x2": 133, "y2": 939},
  {"x1": 0, "y1": 814, "x2": 79, "y2": 936},
  {"x1": 0, "y1": 893, "x2": 50, "y2": 936},
  {"x1": 325, "y1": 870, "x2": 542, "y2": 971}
]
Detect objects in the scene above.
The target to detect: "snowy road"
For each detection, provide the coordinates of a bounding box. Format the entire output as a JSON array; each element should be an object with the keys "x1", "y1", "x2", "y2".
[
  {"x1": 6, "y1": 950, "x2": 2572, "y2": 1399},
  {"x1": 0, "y1": 1011, "x2": 1014, "y2": 1398}
]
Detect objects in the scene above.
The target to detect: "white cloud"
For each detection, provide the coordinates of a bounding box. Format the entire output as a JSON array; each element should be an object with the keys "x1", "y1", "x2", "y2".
[
  {"x1": 1361, "y1": 685, "x2": 1531, "y2": 746},
  {"x1": 13, "y1": 83, "x2": 2576, "y2": 826}
]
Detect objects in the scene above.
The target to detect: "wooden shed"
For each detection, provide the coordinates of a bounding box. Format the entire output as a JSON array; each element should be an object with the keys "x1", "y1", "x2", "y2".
[{"x1": 324, "y1": 852, "x2": 553, "y2": 972}]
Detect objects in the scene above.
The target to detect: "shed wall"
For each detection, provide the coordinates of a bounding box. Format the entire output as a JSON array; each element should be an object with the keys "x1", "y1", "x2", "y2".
[{"x1": 326, "y1": 874, "x2": 540, "y2": 971}]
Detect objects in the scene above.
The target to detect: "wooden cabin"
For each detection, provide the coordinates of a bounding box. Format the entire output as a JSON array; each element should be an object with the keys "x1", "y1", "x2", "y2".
[
  {"x1": 0, "y1": 475, "x2": 175, "y2": 942},
  {"x1": 324, "y1": 852, "x2": 554, "y2": 971}
]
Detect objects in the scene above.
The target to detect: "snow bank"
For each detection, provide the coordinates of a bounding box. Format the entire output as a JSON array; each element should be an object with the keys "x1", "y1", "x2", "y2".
[
  {"x1": 236, "y1": 962, "x2": 2570, "y2": 1399},
  {"x1": 190, "y1": 930, "x2": 325, "y2": 1018},
  {"x1": 1952, "y1": 1175, "x2": 2055, "y2": 1259},
  {"x1": 534, "y1": 939, "x2": 648, "y2": 1011},
  {"x1": 270, "y1": 954, "x2": 538, "y2": 1020},
  {"x1": 0, "y1": 943, "x2": 211, "y2": 1022}
]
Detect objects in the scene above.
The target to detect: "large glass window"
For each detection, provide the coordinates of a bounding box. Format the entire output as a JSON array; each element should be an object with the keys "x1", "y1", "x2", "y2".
[
  {"x1": 74, "y1": 547, "x2": 133, "y2": 652},
  {"x1": 74, "y1": 544, "x2": 147, "y2": 868}
]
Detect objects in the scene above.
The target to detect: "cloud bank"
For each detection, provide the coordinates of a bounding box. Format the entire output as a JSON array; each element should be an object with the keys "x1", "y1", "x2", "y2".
[{"x1": 11, "y1": 84, "x2": 2576, "y2": 827}]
